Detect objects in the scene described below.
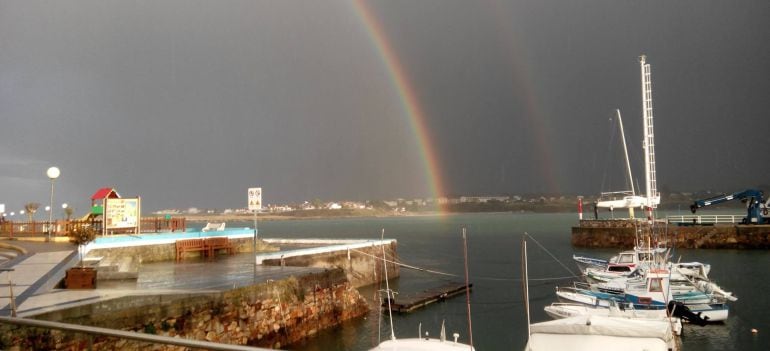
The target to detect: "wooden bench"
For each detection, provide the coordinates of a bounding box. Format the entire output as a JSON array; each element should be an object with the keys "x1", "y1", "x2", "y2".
[
  {"x1": 175, "y1": 239, "x2": 206, "y2": 261},
  {"x1": 204, "y1": 237, "x2": 235, "y2": 258}
]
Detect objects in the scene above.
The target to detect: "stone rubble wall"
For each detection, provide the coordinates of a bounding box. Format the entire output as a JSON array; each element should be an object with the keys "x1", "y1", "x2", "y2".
[
  {"x1": 572, "y1": 220, "x2": 770, "y2": 249},
  {"x1": 0, "y1": 269, "x2": 369, "y2": 350}
]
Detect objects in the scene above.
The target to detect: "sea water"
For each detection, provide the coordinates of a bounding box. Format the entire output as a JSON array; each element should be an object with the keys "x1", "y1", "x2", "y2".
[{"x1": 223, "y1": 212, "x2": 768, "y2": 350}]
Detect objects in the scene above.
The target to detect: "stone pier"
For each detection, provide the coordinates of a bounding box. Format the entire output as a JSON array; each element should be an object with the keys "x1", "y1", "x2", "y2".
[
  {"x1": 572, "y1": 219, "x2": 770, "y2": 249},
  {"x1": 0, "y1": 269, "x2": 368, "y2": 350}
]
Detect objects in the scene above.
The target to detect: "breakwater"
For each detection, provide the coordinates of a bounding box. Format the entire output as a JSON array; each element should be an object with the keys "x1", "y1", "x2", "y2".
[
  {"x1": 0, "y1": 269, "x2": 368, "y2": 350},
  {"x1": 260, "y1": 239, "x2": 399, "y2": 288},
  {"x1": 572, "y1": 219, "x2": 770, "y2": 249}
]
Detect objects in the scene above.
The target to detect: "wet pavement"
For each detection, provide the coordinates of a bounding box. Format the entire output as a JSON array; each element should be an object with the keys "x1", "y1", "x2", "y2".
[{"x1": 1, "y1": 238, "x2": 324, "y2": 317}]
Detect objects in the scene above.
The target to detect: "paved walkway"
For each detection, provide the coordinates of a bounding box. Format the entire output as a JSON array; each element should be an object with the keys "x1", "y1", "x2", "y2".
[{"x1": 0, "y1": 239, "x2": 323, "y2": 317}]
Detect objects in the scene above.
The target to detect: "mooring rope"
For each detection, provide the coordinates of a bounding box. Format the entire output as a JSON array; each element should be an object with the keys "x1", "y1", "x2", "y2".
[
  {"x1": 350, "y1": 248, "x2": 578, "y2": 282},
  {"x1": 523, "y1": 232, "x2": 580, "y2": 278}
]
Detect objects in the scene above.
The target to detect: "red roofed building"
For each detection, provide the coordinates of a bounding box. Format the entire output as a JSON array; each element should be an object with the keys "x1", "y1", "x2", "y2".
[{"x1": 90, "y1": 188, "x2": 121, "y2": 215}]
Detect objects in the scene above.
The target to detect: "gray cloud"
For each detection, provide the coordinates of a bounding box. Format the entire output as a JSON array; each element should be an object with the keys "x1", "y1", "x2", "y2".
[{"x1": 2, "y1": 0, "x2": 768, "y2": 212}]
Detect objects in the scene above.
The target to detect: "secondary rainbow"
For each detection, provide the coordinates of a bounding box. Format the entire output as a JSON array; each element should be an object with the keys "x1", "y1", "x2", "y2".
[{"x1": 351, "y1": 0, "x2": 446, "y2": 202}]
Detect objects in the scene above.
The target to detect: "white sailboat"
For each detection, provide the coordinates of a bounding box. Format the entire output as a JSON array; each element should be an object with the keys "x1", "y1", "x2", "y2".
[
  {"x1": 596, "y1": 55, "x2": 660, "y2": 219},
  {"x1": 526, "y1": 315, "x2": 679, "y2": 351},
  {"x1": 369, "y1": 230, "x2": 474, "y2": 351},
  {"x1": 524, "y1": 232, "x2": 679, "y2": 350}
]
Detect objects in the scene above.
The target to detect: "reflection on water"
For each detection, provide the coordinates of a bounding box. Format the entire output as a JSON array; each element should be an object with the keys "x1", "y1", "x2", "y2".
[{"x1": 223, "y1": 212, "x2": 769, "y2": 350}]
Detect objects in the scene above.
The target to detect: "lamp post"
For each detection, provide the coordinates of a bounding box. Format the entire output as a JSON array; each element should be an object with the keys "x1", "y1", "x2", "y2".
[{"x1": 47, "y1": 166, "x2": 60, "y2": 241}]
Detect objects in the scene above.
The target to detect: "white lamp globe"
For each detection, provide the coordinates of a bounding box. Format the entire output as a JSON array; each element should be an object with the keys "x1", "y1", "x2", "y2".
[{"x1": 47, "y1": 166, "x2": 60, "y2": 179}]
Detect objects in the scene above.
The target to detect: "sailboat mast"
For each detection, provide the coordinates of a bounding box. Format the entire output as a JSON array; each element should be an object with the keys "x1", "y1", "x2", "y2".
[
  {"x1": 616, "y1": 109, "x2": 635, "y2": 196},
  {"x1": 640, "y1": 55, "x2": 659, "y2": 211},
  {"x1": 617, "y1": 109, "x2": 636, "y2": 219}
]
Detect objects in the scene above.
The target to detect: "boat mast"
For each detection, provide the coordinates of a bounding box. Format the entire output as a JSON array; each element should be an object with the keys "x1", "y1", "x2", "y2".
[
  {"x1": 616, "y1": 109, "x2": 636, "y2": 219},
  {"x1": 640, "y1": 55, "x2": 659, "y2": 216}
]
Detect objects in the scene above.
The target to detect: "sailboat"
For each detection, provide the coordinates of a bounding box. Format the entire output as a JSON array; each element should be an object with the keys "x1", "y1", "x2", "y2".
[
  {"x1": 523, "y1": 235, "x2": 680, "y2": 351},
  {"x1": 596, "y1": 55, "x2": 660, "y2": 220},
  {"x1": 369, "y1": 230, "x2": 474, "y2": 351}
]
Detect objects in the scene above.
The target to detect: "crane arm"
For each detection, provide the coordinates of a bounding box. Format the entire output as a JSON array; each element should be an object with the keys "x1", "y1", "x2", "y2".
[{"x1": 690, "y1": 189, "x2": 764, "y2": 213}]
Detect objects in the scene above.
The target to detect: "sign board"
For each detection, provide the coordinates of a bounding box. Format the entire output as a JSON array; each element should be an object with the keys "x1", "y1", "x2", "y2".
[
  {"x1": 105, "y1": 198, "x2": 140, "y2": 229},
  {"x1": 248, "y1": 187, "x2": 262, "y2": 211},
  {"x1": 0, "y1": 204, "x2": 5, "y2": 214}
]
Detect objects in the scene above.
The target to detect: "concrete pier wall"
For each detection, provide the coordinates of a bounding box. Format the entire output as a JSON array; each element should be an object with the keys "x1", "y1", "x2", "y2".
[
  {"x1": 86, "y1": 237, "x2": 279, "y2": 263},
  {"x1": 0, "y1": 269, "x2": 368, "y2": 350},
  {"x1": 572, "y1": 220, "x2": 770, "y2": 249},
  {"x1": 261, "y1": 239, "x2": 399, "y2": 288}
]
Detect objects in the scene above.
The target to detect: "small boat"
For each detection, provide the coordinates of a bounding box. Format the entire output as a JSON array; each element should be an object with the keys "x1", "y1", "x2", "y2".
[
  {"x1": 556, "y1": 271, "x2": 730, "y2": 322},
  {"x1": 543, "y1": 302, "x2": 683, "y2": 336},
  {"x1": 369, "y1": 230, "x2": 475, "y2": 351},
  {"x1": 525, "y1": 315, "x2": 679, "y2": 351},
  {"x1": 371, "y1": 323, "x2": 474, "y2": 351}
]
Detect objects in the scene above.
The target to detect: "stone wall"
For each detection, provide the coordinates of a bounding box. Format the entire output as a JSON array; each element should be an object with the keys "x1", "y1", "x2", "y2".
[
  {"x1": 667, "y1": 225, "x2": 770, "y2": 249},
  {"x1": 572, "y1": 220, "x2": 770, "y2": 249},
  {"x1": 261, "y1": 241, "x2": 399, "y2": 288},
  {"x1": 86, "y1": 238, "x2": 278, "y2": 263},
  {"x1": 0, "y1": 269, "x2": 369, "y2": 350}
]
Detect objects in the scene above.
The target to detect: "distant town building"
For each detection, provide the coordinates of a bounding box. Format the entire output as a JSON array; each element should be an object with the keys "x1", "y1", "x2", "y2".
[{"x1": 460, "y1": 196, "x2": 510, "y2": 203}]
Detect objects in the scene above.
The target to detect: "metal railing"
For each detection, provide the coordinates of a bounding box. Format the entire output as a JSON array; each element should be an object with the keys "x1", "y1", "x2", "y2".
[
  {"x1": 666, "y1": 215, "x2": 743, "y2": 225},
  {"x1": 0, "y1": 217, "x2": 186, "y2": 238},
  {"x1": 0, "y1": 316, "x2": 270, "y2": 350}
]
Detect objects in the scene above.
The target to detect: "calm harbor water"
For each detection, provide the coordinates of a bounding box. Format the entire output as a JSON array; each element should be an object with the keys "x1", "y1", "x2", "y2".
[{"x1": 226, "y1": 212, "x2": 767, "y2": 350}]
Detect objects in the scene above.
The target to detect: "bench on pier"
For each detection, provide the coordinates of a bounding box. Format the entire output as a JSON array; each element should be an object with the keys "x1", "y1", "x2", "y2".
[
  {"x1": 204, "y1": 237, "x2": 235, "y2": 258},
  {"x1": 175, "y1": 239, "x2": 206, "y2": 261}
]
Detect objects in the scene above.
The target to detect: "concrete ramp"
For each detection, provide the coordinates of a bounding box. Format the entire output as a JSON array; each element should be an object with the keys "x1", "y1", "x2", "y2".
[{"x1": 0, "y1": 250, "x2": 77, "y2": 316}]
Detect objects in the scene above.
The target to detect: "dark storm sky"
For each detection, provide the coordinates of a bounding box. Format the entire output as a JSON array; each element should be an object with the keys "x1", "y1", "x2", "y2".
[{"x1": 1, "y1": 0, "x2": 768, "y2": 212}]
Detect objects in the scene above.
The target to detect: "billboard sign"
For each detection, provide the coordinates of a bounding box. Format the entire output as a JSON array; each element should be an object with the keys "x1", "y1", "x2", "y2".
[{"x1": 105, "y1": 198, "x2": 140, "y2": 229}]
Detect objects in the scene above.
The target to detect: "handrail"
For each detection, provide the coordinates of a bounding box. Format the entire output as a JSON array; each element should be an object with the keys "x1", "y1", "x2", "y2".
[
  {"x1": 0, "y1": 316, "x2": 271, "y2": 350},
  {"x1": 666, "y1": 215, "x2": 743, "y2": 225},
  {"x1": 0, "y1": 217, "x2": 186, "y2": 237}
]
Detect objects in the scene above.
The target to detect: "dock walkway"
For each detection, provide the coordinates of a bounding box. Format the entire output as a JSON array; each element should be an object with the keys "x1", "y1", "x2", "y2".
[{"x1": 386, "y1": 282, "x2": 472, "y2": 313}]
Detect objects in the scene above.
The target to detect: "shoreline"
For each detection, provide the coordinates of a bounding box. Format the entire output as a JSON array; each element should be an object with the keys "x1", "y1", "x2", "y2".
[{"x1": 182, "y1": 210, "x2": 445, "y2": 222}]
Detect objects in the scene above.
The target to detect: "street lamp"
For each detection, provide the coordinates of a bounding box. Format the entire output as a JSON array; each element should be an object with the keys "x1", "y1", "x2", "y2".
[
  {"x1": 62, "y1": 203, "x2": 70, "y2": 221},
  {"x1": 47, "y1": 166, "x2": 60, "y2": 241}
]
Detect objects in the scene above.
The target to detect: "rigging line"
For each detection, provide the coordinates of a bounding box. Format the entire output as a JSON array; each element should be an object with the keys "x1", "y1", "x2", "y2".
[
  {"x1": 523, "y1": 232, "x2": 579, "y2": 278},
  {"x1": 350, "y1": 248, "x2": 576, "y2": 282},
  {"x1": 600, "y1": 112, "x2": 619, "y2": 193},
  {"x1": 351, "y1": 248, "x2": 458, "y2": 277}
]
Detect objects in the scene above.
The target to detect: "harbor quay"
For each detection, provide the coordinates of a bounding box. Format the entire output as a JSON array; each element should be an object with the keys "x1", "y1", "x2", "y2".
[
  {"x1": 572, "y1": 219, "x2": 770, "y2": 249},
  {"x1": 0, "y1": 229, "x2": 399, "y2": 350}
]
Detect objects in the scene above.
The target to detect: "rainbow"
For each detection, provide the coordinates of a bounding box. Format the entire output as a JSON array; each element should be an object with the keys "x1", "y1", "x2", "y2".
[
  {"x1": 483, "y1": 0, "x2": 561, "y2": 193},
  {"x1": 351, "y1": 1, "x2": 561, "y2": 202},
  {"x1": 351, "y1": 0, "x2": 447, "y2": 204}
]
